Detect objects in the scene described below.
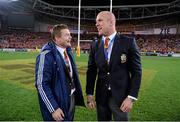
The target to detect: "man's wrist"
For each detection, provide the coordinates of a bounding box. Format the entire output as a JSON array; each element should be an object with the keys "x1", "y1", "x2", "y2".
[
  {"x1": 127, "y1": 95, "x2": 137, "y2": 102},
  {"x1": 129, "y1": 98, "x2": 135, "y2": 102},
  {"x1": 87, "y1": 94, "x2": 93, "y2": 104}
]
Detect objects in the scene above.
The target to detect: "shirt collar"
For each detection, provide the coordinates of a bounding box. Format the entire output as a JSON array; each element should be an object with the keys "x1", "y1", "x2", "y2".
[
  {"x1": 103, "y1": 31, "x2": 117, "y2": 42},
  {"x1": 56, "y1": 45, "x2": 66, "y2": 58}
]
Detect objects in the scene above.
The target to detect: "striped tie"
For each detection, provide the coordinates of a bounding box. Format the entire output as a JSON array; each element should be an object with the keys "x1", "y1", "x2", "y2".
[
  {"x1": 64, "y1": 50, "x2": 70, "y2": 71},
  {"x1": 104, "y1": 37, "x2": 109, "y2": 63},
  {"x1": 104, "y1": 37, "x2": 109, "y2": 49}
]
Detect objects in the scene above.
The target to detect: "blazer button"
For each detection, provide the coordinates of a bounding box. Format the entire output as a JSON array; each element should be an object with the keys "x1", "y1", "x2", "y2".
[{"x1": 107, "y1": 72, "x2": 110, "y2": 75}]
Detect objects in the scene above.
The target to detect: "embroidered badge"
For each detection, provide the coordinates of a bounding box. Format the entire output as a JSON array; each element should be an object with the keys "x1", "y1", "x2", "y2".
[{"x1": 121, "y1": 54, "x2": 127, "y2": 63}]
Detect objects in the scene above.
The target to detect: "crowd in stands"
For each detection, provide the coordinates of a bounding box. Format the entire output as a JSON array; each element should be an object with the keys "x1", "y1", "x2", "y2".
[
  {"x1": 0, "y1": 30, "x2": 94, "y2": 51},
  {"x1": 0, "y1": 30, "x2": 180, "y2": 53},
  {"x1": 136, "y1": 34, "x2": 180, "y2": 53},
  {"x1": 0, "y1": 30, "x2": 49, "y2": 49}
]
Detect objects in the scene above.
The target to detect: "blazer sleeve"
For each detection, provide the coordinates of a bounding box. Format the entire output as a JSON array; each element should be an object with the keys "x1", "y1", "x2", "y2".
[
  {"x1": 35, "y1": 50, "x2": 59, "y2": 113},
  {"x1": 86, "y1": 41, "x2": 98, "y2": 95},
  {"x1": 128, "y1": 38, "x2": 142, "y2": 98}
]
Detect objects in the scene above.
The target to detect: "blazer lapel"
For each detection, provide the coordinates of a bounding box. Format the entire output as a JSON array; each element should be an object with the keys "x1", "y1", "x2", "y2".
[
  {"x1": 64, "y1": 64, "x2": 71, "y2": 79},
  {"x1": 94, "y1": 40, "x2": 110, "y2": 72},
  {"x1": 96, "y1": 40, "x2": 107, "y2": 64},
  {"x1": 57, "y1": 50, "x2": 71, "y2": 79},
  {"x1": 109, "y1": 34, "x2": 120, "y2": 68},
  {"x1": 67, "y1": 49, "x2": 80, "y2": 80},
  {"x1": 67, "y1": 50, "x2": 76, "y2": 75}
]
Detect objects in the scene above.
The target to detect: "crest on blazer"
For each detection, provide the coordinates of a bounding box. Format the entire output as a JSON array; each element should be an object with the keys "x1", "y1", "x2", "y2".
[{"x1": 120, "y1": 54, "x2": 127, "y2": 63}]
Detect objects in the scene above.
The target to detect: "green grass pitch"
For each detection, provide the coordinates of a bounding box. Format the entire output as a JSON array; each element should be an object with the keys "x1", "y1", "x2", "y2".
[{"x1": 0, "y1": 51, "x2": 180, "y2": 120}]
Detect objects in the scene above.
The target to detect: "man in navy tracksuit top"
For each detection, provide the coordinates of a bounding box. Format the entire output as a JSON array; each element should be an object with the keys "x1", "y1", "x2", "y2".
[{"x1": 35, "y1": 24, "x2": 85, "y2": 121}]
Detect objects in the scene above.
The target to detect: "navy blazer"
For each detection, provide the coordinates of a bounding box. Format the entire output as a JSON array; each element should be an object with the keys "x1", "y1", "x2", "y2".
[{"x1": 86, "y1": 33, "x2": 142, "y2": 106}]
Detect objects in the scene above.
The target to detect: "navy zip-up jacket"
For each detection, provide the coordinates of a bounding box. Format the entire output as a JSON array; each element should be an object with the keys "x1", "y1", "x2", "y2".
[{"x1": 35, "y1": 41, "x2": 85, "y2": 120}]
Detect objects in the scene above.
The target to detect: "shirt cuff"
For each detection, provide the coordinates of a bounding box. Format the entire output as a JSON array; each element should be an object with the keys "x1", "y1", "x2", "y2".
[
  {"x1": 87, "y1": 94, "x2": 93, "y2": 96},
  {"x1": 128, "y1": 95, "x2": 138, "y2": 101}
]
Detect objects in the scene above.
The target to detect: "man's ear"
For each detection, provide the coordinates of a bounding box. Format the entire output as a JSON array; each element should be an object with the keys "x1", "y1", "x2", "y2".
[
  {"x1": 109, "y1": 18, "x2": 114, "y2": 25},
  {"x1": 54, "y1": 36, "x2": 60, "y2": 42},
  {"x1": 109, "y1": 20, "x2": 113, "y2": 26}
]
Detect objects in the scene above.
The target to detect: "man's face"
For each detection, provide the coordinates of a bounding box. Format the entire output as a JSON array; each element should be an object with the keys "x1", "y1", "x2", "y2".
[
  {"x1": 95, "y1": 13, "x2": 111, "y2": 36},
  {"x1": 55, "y1": 29, "x2": 72, "y2": 48}
]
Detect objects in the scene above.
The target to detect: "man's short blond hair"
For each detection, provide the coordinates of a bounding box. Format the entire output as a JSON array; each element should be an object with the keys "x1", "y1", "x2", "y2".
[{"x1": 51, "y1": 24, "x2": 69, "y2": 40}]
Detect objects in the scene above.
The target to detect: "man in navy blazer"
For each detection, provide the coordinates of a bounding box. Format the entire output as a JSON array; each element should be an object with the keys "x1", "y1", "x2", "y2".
[
  {"x1": 86, "y1": 11, "x2": 142, "y2": 121},
  {"x1": 35, "y1": 24, "x2": 84, "y2": 121}
]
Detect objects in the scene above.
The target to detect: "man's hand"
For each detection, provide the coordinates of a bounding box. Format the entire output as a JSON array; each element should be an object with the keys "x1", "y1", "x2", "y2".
[
  {"x1": 87, "y1": 95, "x2": 96, "y2": 109},
  {"x1": 52, "y1": 108, "x2": 64, "y2": 121},
  {"x1": 120, "y1": 97, "x2": 134, "y2": 112}
]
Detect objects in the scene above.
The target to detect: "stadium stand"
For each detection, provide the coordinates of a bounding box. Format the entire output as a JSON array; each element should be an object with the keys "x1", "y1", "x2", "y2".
[{"x1": 0, "y1": 0, "x2": 180, "y2": 56}]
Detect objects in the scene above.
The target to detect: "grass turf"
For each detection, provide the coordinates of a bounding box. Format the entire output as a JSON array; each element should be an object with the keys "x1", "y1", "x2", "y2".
[{"x1": 0, "y1": 51, "x2": 180, "y2": 120}]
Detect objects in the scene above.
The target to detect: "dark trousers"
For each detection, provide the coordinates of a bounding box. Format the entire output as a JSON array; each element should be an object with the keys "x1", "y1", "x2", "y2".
[
  {"x1": 97, "y1": 92, "x2": 128, "y2": 121},
  {"x1": 68, "y1": 94, "x2": 75, "y2": 121}
]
